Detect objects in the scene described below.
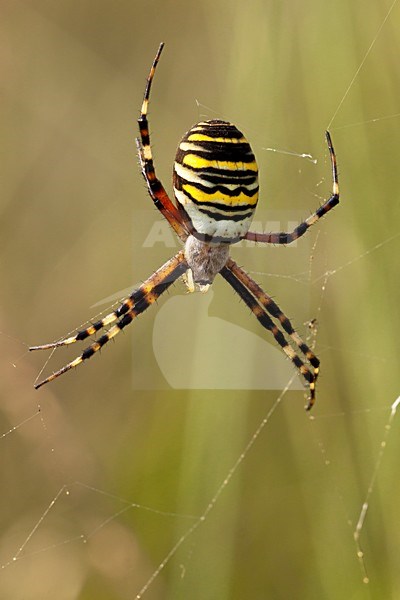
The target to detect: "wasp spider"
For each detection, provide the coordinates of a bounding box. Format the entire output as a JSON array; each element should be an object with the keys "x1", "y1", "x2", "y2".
[{"x1": 30, "y1": 43, "x2": 340, "y2": 410}]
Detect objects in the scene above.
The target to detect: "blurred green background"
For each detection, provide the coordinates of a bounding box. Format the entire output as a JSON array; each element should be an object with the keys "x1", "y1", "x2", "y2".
[{"x1": 1, "y1": 1, "x2": 400, "y2": 598}]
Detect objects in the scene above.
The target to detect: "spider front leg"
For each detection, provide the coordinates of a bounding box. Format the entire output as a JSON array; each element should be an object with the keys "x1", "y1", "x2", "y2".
[
  {"x1": 243, "y1": 131, "x2": 339, "y2": 245},
  {"x1": 30, "y1": 251, "x2": 187, "y2": 389},
  {"x1": 220, "y1": 260, "x2": 319, "y2": 410}
]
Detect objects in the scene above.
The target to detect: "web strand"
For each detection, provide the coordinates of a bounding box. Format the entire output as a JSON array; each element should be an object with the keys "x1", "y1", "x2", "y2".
[{"x1": 327, "y1": 0, "x2": 399, "y2": 129}]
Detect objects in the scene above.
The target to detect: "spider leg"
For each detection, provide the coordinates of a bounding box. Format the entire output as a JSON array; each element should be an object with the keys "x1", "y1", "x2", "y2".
[
  {"x1": 137, "y1": 43, "x2": 190, "y2": 242},
  {"x1": 31, "y1": 251, "x2": 187, "y2": 389},
  {"x1": 30, "y1": 251, "x2": 186, "y2": 350},
  {"x1": 226, "y1": 258, "x2": 319, "y2": 370},
  {"x1": 243, "y1": 131, "x2": 339, "y2": 245},
  {"x1": 220, "y1": 261, "x2": 318, "y2": 410}
]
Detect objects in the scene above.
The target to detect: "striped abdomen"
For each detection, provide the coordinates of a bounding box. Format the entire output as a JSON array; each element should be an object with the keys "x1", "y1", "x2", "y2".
[{"x1": 173, "y1": 120, "x2": 258, "y2": 242}]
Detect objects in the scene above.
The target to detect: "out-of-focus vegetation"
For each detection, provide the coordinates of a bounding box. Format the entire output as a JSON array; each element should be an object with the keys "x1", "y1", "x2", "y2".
[{"x1": 1, "y1": 1, "x2": 400, "y2": 598}]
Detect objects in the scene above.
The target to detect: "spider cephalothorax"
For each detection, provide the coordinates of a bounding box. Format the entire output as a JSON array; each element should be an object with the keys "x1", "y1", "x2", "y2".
[
  {"x1": 183, "y1": 236, "x2": 230, "y2": 287},
  {"x1": 30, "y1": 43, "x2": 340, "y2": 410}
]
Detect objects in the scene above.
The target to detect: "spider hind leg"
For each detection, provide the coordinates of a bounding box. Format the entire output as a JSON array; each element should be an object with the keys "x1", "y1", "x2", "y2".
[{"x1": 243, "y1": 131, "x2": 339, "y2": 245}]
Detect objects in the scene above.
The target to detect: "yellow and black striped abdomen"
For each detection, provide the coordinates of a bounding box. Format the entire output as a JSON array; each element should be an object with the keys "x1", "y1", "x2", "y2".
[{"x1": 173, "y1": 120, "x2": 258, "y2": 242}]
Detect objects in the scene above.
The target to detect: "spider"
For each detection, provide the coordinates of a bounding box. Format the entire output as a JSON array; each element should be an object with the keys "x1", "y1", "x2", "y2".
[{"x1": 30, "y1": 43, "x2": 339, "y2": 410}]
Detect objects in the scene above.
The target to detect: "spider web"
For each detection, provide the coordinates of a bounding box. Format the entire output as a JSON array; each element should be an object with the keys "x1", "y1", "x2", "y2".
[
  {"x1": 2, "y1": 1, "x2": 400, "y2": 598},
  {"x1": 2, "y1": 227, "x2": 399, "y2": 597}
]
